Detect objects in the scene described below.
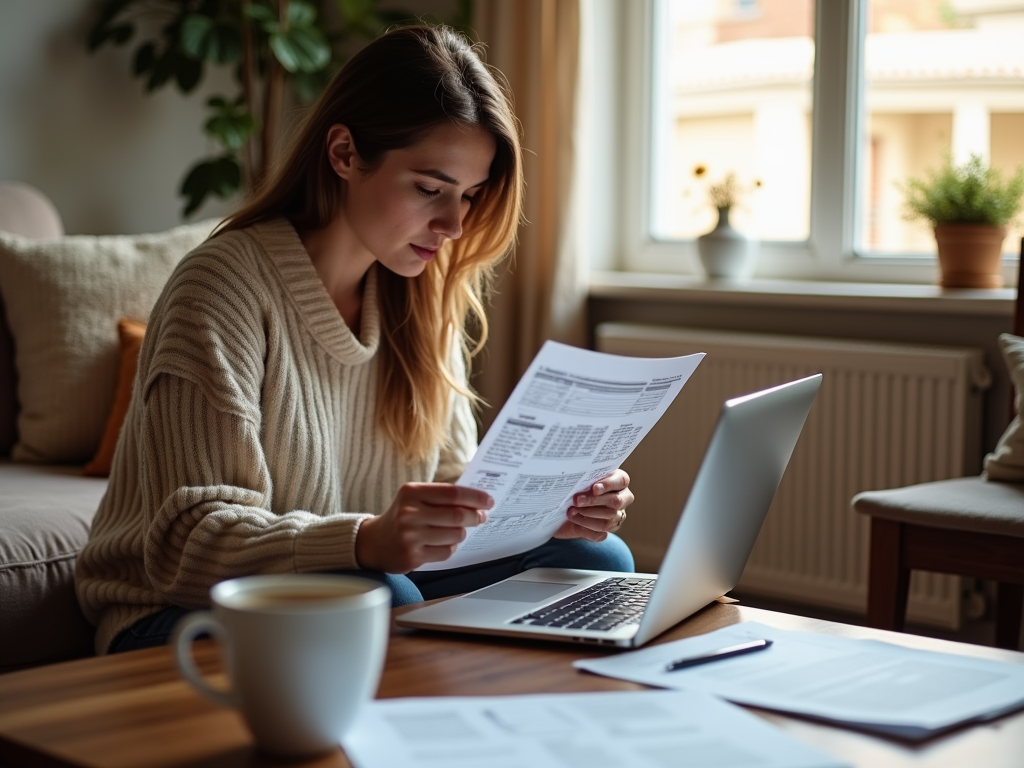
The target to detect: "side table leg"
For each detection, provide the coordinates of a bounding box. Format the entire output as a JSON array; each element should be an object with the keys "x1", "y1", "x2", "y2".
[
  {"x1": 995, "y1": 582, "x2": 1023, "y2": 651},
  {"x1": 867, "y1": 518, "x2": 909, "y2": 632}
]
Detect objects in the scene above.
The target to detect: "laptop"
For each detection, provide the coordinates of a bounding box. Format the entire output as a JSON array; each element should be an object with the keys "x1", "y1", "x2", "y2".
[{"x1": 397, "y1": 373, "x2": 823, "y2": 648}]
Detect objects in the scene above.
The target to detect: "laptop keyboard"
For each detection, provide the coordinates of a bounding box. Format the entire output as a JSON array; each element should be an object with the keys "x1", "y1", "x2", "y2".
[{"x1": 508, "y1": 577, "x2": 655, "y2": 632}]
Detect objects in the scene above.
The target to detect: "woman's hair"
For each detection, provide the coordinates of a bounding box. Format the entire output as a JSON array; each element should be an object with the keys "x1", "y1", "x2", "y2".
[{"x1": 219, "y1": 24, "x2": 523, "y2": 462}]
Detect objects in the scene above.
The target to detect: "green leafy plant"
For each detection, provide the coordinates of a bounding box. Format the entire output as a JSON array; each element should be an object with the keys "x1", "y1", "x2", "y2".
[
  {"x1": 901, "y1": 153, "x2": 1024, "y2": 227},
  {"x1": 88, "y1": 0, "x2": 472, "y2": 217}
]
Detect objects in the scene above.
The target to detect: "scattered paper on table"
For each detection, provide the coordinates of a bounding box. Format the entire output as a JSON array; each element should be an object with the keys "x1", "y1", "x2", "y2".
[
  {"x1": 574, "y1": 621, "x2": 1024, "y2": 740},
  {"x1": 417, "y1": 341, "x2": 703, "y2": 571},
  {"x1": 343, "y1": 689, "x2": 849, "y2": 768}
]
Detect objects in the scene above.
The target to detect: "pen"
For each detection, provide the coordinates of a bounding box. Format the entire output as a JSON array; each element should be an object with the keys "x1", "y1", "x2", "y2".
[{"x1": 664, "y1": 638, "x2": 773, "y2": 672}]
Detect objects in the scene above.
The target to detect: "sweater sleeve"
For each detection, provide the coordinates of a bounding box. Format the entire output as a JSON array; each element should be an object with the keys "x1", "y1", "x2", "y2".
[
  {"x1": 140, "y1": 372, "x2": 368, "y2": 608},
  {"x1": 132, "y1": 241, "x2": 371, "y2": 608}
]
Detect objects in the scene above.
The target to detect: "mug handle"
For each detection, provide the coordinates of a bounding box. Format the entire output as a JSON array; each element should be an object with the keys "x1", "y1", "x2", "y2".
[{"x1": 171, "y1": 611, "x2": 237, "y2": 709}]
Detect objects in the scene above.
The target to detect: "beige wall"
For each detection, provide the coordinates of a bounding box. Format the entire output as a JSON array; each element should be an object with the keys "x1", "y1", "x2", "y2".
[{"x1": 0, "y1": 0, "x2": 456, "y2": 236}]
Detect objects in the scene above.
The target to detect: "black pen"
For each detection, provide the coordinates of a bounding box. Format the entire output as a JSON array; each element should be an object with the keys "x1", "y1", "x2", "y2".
[{"x1": 664, "y1": 638, "x2": 773, "y2": 672}]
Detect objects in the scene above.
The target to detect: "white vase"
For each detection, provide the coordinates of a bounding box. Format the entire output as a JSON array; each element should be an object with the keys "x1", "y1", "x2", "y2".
[{"x1": 697, "y1": 206, "x2": 757, "y2": 280}]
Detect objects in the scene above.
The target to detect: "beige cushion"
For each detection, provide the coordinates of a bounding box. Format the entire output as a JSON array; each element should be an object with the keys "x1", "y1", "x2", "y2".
[
  {"x1": 853, "y1": 476, "x2": 1024, "y2": 538},
  {"x1": 0, "y1": 220, "x2": 219, "y2": 463},
  {"x1": 984, "y1": 333, "x2": 1024, "y2": 482}
]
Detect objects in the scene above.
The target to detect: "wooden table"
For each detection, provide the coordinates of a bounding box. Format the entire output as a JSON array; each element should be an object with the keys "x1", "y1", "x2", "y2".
[{"x1": 2, "y1": 602, "x2": 1023, "y2": 767}]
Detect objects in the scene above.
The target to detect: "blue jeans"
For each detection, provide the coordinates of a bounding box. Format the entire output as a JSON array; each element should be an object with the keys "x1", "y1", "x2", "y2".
[{"x1": 109, "y1": 535, "x2": 633, "y2": 653}]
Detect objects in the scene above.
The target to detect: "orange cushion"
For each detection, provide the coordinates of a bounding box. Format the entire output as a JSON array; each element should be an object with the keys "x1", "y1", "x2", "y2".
[{"x1": 83, "y1": 319, "x2": 146, "y2": 477}]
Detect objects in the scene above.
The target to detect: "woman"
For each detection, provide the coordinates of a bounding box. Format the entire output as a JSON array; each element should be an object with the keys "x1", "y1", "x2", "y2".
[{"x1": 75, "y1": 24, "x2": 634, "y2": 655}]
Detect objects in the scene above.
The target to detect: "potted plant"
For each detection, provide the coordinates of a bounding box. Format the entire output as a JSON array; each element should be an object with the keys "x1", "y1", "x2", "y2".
[
  {"x1": 901, "y1": 153, "x2": 1024, "y2": 289},
  {"x1": 691, "y1": 166, "x2": 761, "y2": 280},
  {"x1": 87, "y1": 0, "x2": 471, "y2": 218}
]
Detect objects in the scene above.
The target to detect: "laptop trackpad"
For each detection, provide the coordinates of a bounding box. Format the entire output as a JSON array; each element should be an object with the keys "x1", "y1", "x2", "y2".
[{"x1": 465, "y1": 581, "x2": 575, "y2": 602}]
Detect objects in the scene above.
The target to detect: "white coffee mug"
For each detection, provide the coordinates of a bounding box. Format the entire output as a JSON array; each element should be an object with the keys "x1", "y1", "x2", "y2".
[{"x1": 172, "y1": 574, "x2": 390, "y2": 757}]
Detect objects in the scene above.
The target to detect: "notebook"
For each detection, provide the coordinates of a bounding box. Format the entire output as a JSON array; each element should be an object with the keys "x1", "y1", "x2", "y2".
[{"x1": 397, "y1": 373, "x2": 822, "y2": 648}]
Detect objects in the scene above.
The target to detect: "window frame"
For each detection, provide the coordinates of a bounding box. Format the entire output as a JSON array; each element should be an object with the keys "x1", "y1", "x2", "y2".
[{"x1": 590, "y1": 0, "x2": 1019, "y2": 285}]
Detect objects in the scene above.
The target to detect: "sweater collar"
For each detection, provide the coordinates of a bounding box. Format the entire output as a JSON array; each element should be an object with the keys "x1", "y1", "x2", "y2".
[{"x1": 254, "y1": 218, "x2": 380, "y2": 366}]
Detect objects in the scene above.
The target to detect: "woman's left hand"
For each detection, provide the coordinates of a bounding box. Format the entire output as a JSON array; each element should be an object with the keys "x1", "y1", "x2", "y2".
[{"x1": 554, "y1": 469, "x2": 634, "y2": 542}]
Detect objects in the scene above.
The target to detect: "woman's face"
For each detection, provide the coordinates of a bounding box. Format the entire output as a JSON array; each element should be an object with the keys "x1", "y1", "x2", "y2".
[{"x1": 330, "y1": 121, "x2": 497, "y2": 277}]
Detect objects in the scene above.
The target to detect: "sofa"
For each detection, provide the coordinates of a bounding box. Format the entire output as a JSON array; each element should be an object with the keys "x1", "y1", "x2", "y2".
[{"x1": 0, "y1": 183, "x2": 217, "y2": 671}]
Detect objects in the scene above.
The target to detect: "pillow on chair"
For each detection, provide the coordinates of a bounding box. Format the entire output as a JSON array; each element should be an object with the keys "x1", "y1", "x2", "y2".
[
  {"x1": 984, "y1": 333, "x2": 1024, "y2": 482},
  {"x1": 0, "y1": 220, "x2": 218, "y2": 464}
]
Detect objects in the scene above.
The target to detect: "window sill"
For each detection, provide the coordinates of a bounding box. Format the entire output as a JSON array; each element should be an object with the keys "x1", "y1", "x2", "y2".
[{"x1": 589, "y1": 271, "x2": 1016, "y2": 318}]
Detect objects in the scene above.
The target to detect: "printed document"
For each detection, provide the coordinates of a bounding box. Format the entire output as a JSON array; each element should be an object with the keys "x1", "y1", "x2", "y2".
[
  {"x1": 417, "y1": 341, "x2": 703, "y2": 571},
  {"x1": 574, "y1": 621, "x2": 1024, "y2": 740},
  {"x1": 342, "y1": 689, "x2": 850, "y2": 768}
]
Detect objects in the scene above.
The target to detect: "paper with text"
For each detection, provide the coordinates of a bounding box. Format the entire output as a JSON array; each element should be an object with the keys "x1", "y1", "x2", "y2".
[
  {"x1": 342, "y1": 690, "x2": 850, "y2": 768},
  {"x1": 416, "y1": 341, "x2": 703, "y2": 571},
  {"x1": 574, "y1": 621, "x2": 1024, "y2": 740}
]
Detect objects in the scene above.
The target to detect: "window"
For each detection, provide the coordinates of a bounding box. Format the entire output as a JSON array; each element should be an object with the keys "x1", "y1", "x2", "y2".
[
  {"x1": 649, "y1": 0, "x2": 814, "y2": 244},
  {"x1": 592, "y1": 0, "x2": 1024, "y2": 282},
  {"x1": 858, "y1": 0, "x2": 1024, "y2": 256}
]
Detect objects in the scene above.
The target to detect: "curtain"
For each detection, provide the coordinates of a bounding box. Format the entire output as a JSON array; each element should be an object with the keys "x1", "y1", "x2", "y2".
[{"x1": 471, "y1": 0, "x2": 585, "y2": 431}]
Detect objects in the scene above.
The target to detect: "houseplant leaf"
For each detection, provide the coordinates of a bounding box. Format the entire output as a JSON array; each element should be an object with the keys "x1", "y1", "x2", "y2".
[
  {"x1": 180, "y1": 155, "x2": 242, "y2": 216},
  {"x1": 181, "y1": 14, "x2": 214, "y2": 59},
  {"x1": 204, "y1": 96, "x2": 257, "y2": 153},
  {"x1": 208, "y1": 25, "x2": 243, "y2": 64},
  {"x1": 270, "y1": 26, "x2": 330, "y2": 73},
  {"x1": 87, "y1": 0, "x2": 137, "y2": 51},
  {"x1": 174, "y1": 53, "x2": 204, "y2": 92},
  {"x1": 901, "y1": 153, "x2": 1024, "y2": 288},
  {"x1": 182, "y1": 15, "x2": 242, "y2": 65},
  {"x1": 86, "y1": 0, "x2": 462, "y2": 220},
  {"x1": 146, "y1": 49, "x2": 177, "y2": 91},
  {"x1": 902, "y1": 153, "x2": 1024, "y2": 227},
  {"x1": 245, "y1": 3, "x2": 276, "y2": 24},
  {"x1": 288, "y1": 1, "x2": 318, "y2": 27},
  {"x1": 133, "y1": 42, "x2": 156, "y2": 75}
]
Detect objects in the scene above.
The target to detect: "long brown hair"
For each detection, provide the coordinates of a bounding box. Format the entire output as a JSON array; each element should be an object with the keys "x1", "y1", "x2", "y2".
[{"x1": 218, "y1": 25, "x2": 523, "y2": 461}]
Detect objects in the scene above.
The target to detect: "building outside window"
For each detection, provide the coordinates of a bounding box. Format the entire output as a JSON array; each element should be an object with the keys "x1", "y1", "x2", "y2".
[
  {"x1": 644, "y1": 0, "x2": 1024, "y2": 269},
  {"x1": 860, "y1": 0, "x2": 1024, "y2": 256}
]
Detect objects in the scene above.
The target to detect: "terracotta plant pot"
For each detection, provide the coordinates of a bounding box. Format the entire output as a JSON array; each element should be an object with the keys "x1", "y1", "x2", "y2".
[{"x1": 933, "y1": 223, "x2": 1007, "y2": 289}]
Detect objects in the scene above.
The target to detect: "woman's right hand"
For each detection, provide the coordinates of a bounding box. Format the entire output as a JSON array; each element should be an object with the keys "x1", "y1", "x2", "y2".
[{"x1": 354, "y1": 483, "x2": 493, "y2": 573}]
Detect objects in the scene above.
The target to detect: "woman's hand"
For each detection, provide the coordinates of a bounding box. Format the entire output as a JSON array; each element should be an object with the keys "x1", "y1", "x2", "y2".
[
  {"x1": 355, "y1": 483, "x2": 493, "y2": 573},
  {"x1": 554, "y1": 469, "x2": 634, "y2": 542}
]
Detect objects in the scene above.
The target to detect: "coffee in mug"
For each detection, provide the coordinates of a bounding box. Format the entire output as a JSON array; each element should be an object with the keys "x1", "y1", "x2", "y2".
[{"x1": 172, "y1": 574, "x2": 391, "y2": 757}]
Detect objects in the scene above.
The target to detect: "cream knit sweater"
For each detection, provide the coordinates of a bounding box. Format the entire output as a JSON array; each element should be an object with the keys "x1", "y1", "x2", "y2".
[{"x1": 75, "y1": 219, "x2": 477, "y2": 654}]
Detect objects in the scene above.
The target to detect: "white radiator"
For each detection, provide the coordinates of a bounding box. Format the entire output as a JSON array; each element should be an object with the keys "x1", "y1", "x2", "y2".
[{"x1": 596, "y1": 323, "x2": 991, "y2": 628}]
